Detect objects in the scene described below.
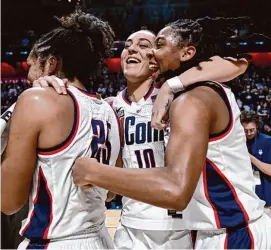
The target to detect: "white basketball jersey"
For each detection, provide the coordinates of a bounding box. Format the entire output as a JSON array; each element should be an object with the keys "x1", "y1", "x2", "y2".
[
  {"x1": 180, "y1": 82, "x2": 265, "y2": 230},
  {"x1": 112, "y1": 85, "x2": 184, "y2": 230},
  {"x1": 20, "y1": 85, "x2": 120, "y2": 240}
]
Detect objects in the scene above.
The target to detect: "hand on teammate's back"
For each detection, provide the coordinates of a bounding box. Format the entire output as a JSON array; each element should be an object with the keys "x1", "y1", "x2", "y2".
[
  {"x1": 72, "y1": 158, "x2": 99, "y2": 188},
  {"x1": 32, "y1": 76, "x2": 68, "y2": 95}
]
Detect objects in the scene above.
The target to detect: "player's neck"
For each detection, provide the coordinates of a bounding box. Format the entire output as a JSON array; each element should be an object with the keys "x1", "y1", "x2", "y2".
[{"x1": 127, "y1": 78, "x2": 153, "y2": 102}]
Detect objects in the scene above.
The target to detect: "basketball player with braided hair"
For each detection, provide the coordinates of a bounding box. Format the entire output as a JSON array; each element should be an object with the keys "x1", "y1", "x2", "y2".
[
  {"x1": 151, "y1": 16, "x2": 269, "y2": 127},
  {"x1": 33, "y1": 27, "x2": 249, "y2": 249},
  {"x1": 71, "y1": 16, "x2": 271, "y2": 249},
  {"x1": 1, "y1": 10, "x2": 120, "y2": 249}
]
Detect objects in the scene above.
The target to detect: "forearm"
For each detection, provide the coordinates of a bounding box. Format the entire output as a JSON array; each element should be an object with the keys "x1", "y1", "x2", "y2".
[
  {"x1": 250, "y1": 155, "x2": 271, "y2": 176},
  {"x1": 86, "y1": 163, "x2": 183, "y2": 210},
  {"x1": 179, "y1": 56, "x2": 248, "y2": 85}
]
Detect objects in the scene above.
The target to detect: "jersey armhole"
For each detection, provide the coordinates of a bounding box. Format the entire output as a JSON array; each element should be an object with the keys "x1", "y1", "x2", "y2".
[{"x1": 37, "y1": 90, "x2": 80, "y2": 155}]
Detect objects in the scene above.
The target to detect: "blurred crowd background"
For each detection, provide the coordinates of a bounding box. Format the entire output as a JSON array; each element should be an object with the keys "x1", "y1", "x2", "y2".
[{"x1": 1, "y1": 0, "x2": 271, "y2": 209}]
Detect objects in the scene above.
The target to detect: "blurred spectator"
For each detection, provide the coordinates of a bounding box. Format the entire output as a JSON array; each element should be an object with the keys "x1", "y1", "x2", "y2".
[
  {"x1": 230, "y1": 64, "x2": 271, "y2": 133},
  {"x1": 241, "y1": 111, "x2": 271, "y2": 216}
]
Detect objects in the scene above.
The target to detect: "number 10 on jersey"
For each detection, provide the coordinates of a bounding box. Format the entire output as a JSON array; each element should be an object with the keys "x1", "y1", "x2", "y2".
[{"x1": 134, "y1": 149, "x2": 156, "y2": 168}]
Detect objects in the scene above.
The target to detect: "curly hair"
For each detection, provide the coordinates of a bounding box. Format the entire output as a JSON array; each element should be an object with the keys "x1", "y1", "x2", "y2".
[
  {"x1": 240, "y1": 110, "x2": 259, "y2": 127},
  {"x1": 157, "y1": 16, "x2": 271, "y2": 81},
  {"x1": 30, "y1": 9, "x2": 115, "y2": 90}
]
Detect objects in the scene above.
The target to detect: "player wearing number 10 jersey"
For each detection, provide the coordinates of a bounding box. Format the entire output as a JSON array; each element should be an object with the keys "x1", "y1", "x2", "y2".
[
  {"x1": 112, "y1": 83, "x2": 192, "y2": 249},
  {"x1": 109, "y1": 30, "x2": 193, "y2": 250},
  {"x1": 113, "y1": 84, "x2": 179, "y2": 227}
]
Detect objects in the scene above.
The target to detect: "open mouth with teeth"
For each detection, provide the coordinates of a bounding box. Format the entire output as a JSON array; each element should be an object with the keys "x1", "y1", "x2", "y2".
[
  {"x1": 149, "y1": 61, "x2": 159, "y2": 71},
  {"x1": 126, "y1": 58, "x2": 141, "y2": 64}
]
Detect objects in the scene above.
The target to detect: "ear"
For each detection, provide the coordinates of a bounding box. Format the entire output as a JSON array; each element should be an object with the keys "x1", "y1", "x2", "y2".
[
  {"x1": 43, "y1": 56, "x2": 60, "y2": 75},
  {"x1": 179, "y1": 46, "x2": 196, "y2": 62}
]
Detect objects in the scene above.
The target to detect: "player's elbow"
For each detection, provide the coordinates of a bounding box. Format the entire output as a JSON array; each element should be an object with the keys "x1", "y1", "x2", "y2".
[
  {"x1": 164, "y1": 186, "x2": 190, "y2": 211},
  {"x1": 168, "y1": 200, "x2": 187, "y2": 211}
]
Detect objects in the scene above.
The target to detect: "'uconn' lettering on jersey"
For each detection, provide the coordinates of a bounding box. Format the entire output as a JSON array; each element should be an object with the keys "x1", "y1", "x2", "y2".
[{"x1": 125, "y1": 116, "x2": 164, "y2": 145}]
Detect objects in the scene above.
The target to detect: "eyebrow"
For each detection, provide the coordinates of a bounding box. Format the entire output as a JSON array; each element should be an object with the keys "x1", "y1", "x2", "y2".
[
  {"x1": 155, "y1": 37, "x2": 165, "y2": 43},
  {"x1": 126, "y1": 38, "x2": 152, "y2": 45}
]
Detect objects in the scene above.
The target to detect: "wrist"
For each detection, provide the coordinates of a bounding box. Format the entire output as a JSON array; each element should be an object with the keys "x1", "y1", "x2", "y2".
[{"x1": 167, "y1": 76, "x2": 185, "y2": 94}]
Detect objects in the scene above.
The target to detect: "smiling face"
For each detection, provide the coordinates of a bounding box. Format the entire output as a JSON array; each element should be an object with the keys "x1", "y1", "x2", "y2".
[
  {"x1": 148, "y1": 26, "x2": 196, "y2": 73},
  {"x1": 242, "y1": 121, "x2": 258, "y2": 140},
  {"x1": 121, "y1": 31, "x2": 157, "y2": 83},
  {"x1": 152, "y1": 27, "x2": 182, "y2": 73}
]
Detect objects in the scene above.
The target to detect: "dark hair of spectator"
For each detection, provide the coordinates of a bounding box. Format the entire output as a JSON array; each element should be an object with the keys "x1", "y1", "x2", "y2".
[
  {"x1": 240, "y1": 111, "x2": 259, "y2": 127},
  {"x1": 158, "y1": 16, "x2": 271, "y2": 80},
  {"x1": 30, "y1": 9, "x2": 115, "y2": 91}
]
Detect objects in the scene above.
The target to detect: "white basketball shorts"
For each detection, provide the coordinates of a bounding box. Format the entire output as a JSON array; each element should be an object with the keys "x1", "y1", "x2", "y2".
[
  {"x1": 18, "y1": 224, "x2": 114, "y2": 249},
  {"x1": 114, "y1": 222, "x2": 193, "y2": 249}
]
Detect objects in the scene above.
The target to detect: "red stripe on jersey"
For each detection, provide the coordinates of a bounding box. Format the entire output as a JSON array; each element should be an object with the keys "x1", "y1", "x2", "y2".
[
  {"x1": 224, "y1": 233, "x2": 228, "y2": 249},
  {"x1": 203, "y1": 162, "x2": 221, "y2": 228},
  {"x1": 21, "y1": 167, "x2": 42, "y2": 236},
  {"x1": 40, "y1": 168, "x2": 53, "y2": 239},
  {"x1": 206, "y1": 158, "x2": 250, "y2": 223},
  {"x1": 247, "y1": 225, "x2": 255, "y2": 249},
  {"x1": 122, "y1": 89, "x2": 132, "y2": 105},
  {"x1": 144, "y1": 85, "x2": 154, "y2": 100}
]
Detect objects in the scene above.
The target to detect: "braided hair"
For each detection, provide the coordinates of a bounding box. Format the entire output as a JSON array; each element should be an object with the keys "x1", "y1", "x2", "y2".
[
  {"x1": 30, "y1": 9, "x2": 115, "y2": 90},
  {"x1": 157, "y1": 16, "x2": 271, "y2": 80}
]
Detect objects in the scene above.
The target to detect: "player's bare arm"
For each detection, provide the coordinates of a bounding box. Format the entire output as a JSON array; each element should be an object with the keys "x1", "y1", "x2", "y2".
[
  {"x1": 180, "y1": 56, "x2": 248, "y2": 85},
  {"x1": 1, "y1": 89, "x2": 48, "y2": 215},
  {"x1": 152, "y1": 56, "x2": 248, "y2": 130},
  {"x1": 72, "y1": 87, "x2": 220, "y2": 210},
  {"x1": 1, "y1": 88, "x2": 73, "y2": 215},
  {"x1": 250, "y1": 154, "x2": 271, "y2": 176}
]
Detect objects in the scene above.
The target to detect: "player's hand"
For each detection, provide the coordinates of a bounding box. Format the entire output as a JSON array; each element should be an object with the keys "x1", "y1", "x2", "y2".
[
  {"x1": 72, "y1": 158, "x2": 99, "y2": 188},
  {"x1": 33, "y1": 76, "x2": 68, "y2": 95},
  {"x1": 151, "y1": 82, "x2": 174, "y2": 130}
]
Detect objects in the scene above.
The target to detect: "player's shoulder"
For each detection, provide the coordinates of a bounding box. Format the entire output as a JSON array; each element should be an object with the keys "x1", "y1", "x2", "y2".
[
  {"x1": 18, "y1": 88, "x2": 72, "y2": 118},
  {"x1": 173, "y1": 84, "x2": 217, "y2": 109},
  {"x1": 19, "y1": 87, "x2": 66, "y2": 103},
  {"x1": 171, "y1": 84, "x2": 221, "y2": 125}
]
